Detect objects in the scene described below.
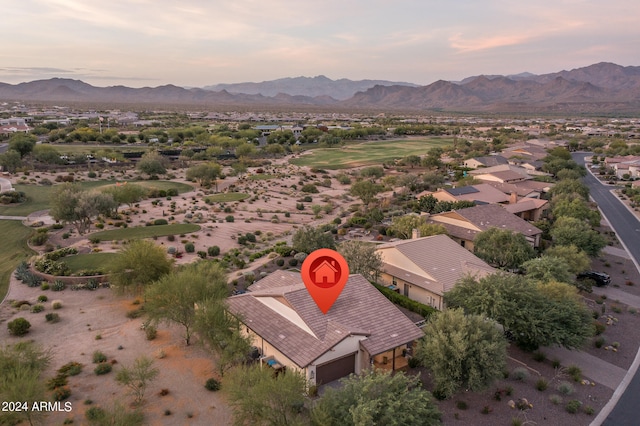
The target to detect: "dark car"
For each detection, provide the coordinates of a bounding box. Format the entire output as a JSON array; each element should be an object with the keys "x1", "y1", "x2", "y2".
[{"x1": 577, "y1": 271, "x2": 611, "y2": 287}]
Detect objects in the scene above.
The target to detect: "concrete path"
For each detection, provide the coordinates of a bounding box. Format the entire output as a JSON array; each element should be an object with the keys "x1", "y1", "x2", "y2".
[
  {"x1": 604, "y1": 246, "x2": 631, "y2": 260},
  {"x1": 0, "y1": 177, "x2": 13, "y2": 193},
  {"x1": 543, "y1": 346, "x2": 627, "y2": 390},
  {"x1": 0, "y1": 215, "x2": 28, "y2": 221},
  {"x1": 593, "y1": 287, "x2": 640, "y2": 310}
]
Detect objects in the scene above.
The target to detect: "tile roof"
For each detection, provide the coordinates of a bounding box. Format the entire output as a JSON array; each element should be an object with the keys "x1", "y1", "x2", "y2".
[
  {"x1": 431, "y1": 204, "x2": 543, "y2": 237},
  {"x1": 228, "y1": 272, "x2": 423, "y2": 367},
  {"x1": 504, "y1": 198, "x2": 548, "y2": 214},
  {"x1": 376, "y1": 234, "x2": 495, "y2": 294},
  {"x1": 442, "y1": 183, "x2": 510, "y2": 204}
]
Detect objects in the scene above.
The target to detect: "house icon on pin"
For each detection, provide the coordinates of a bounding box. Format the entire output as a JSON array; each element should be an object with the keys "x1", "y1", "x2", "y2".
[{"x1": 312, "y1": 259, "x2": 339, "y2": 287}]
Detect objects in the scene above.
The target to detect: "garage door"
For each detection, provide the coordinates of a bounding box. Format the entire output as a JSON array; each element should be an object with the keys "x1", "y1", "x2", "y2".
[{"x1": 316, "y1": 353, "x2": 356, "y2": 385}]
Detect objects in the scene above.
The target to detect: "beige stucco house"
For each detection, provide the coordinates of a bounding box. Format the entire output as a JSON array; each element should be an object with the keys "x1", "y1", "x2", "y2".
[{"x1": 376, "y1": 234, "x2": 495, "y2": 310}]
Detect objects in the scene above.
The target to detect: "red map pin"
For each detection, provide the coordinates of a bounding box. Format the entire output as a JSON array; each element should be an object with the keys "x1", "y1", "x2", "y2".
[{"x1": 301, "y1": 248, "x2": 349, "y2": 314}]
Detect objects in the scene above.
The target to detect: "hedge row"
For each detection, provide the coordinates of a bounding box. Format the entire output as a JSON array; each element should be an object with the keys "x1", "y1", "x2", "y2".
[{"x1": 372, "y1": 282, "x2": 437, "y2": 319}]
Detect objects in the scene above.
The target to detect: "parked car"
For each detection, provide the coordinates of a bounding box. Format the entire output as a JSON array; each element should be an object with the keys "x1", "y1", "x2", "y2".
[{"x1": 577, "y1": 271, "x2": 611, "y2": 287}]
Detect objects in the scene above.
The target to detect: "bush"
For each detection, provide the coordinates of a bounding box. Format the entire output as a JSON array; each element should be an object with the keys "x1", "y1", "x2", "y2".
[
  {"x1": 594, "y1": 321, "x2": 605, "y2": 335},
  {"x1": 85, "y1": 407, "x2": 106, "y2": 421},
  {"x1": 8, "y1": 317, "x2": 31, "y2": 336},
  {"x1": 456, "y1": 401, "x2": 468, "y2": 410},
  {"x1": 51, "y1": 280, "x2": 66, "y2": 291},
  {"x1": 584, "y1": 405, "x2": 595, "y2": 415},
  {"x1": 288, "y1": 258, "x2": 298, "y2": 267},
  {"x1": 52, "y1": 300, "x2": 63, "y2": 309},
  {"x1": 511, "y1": 367, "x2": 529, "y2": 381},
  {"x1": 532, "y1": 351, "x2": 546, "y2": 362},
  {"x1": 565, "y1": 399, "x2": 582, "y2": 414},
  {"x1": 557, "y1": 381, "x2": 575, "y2": 396},
  {"x1": 536, "y1": 378, "x2": 548, "y2": 391},
  {"x1": 276, "y1": 258, "x2": 285, "y2": 267},
  {"x1": 372, "y1": 282, "x2": 437, "y2": 319},
  {"x1": 38, "y1": 294, "x2": 48, "y2": 302},
  {"x1": 145, "y1": 325, "x2": 158, "y2": 340},
  {"x1": 53, "y1": 386, "x2": 71, "y2": 401},
  {"x1": 93, "y1": 351, "x2": 107, "y2": 363},
  {"x1": 567, "y1": 365, "x2": 582, "y2": 382},
  {"x1": 31, "y1": 304, "x2": 44, "y2": 313},
  {"x1": 208, "y1": 246, "x2": 220, "y2": 256},
  {"x1": 58, "y1": 361, "x2": 83, "y2": 376},
  {"x1": 30, "y1": 232, "x2": 49, "y2": 246},
  {"x1": 549, "y1": 394, "x2": 563, "y2": 405},
  {"x1": 46, "y1": 375, "x2": 68, "y2": 390},
  {"x1": 94, "y1": 363, "x2": 112, "y2": 375},
  {"x1": 184, "y1": 242, "x2": 195, "y2": 253},
  {"x1": 154, "y1": 218, "x2": 168, "y2": 225},
  {"x1": 88, "y1": 171, "x2": 97, "y2": 178},
  {"x1": 45, "y1": 313, "x2": 60, "y2": 323},
  {"x1": 205, "y1": 378, "x2": 221, "y2": 391},
  {"x1": 167, "y1": 234, "x2": 176, "y2": 242},
  {"x1": 225, "y1": 215, "x2": 235, "y2": 222}
]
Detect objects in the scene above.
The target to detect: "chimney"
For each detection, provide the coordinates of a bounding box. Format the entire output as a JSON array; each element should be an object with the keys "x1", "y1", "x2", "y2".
[
  {"x1": 411, "y1": 228, "x2": 420, "y2": 239},
  {"x1": 509, "y1": 191, "x2": 518, "y2": 204}
]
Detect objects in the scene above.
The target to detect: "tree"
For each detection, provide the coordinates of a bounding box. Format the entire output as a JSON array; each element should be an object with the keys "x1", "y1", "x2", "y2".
[
  {"x1": 0, "y1": 149, "x2": 22, "y2": 173},
  {"x1": 311, "y1": 369, "x2": 441, "y2": 426},
  {"x1": 359, "y1": 166, "x2": 384, "y2": 180},
  {"x1": 186, "y1": 162, "x2": 222, "y2": 188},
  {"x1": 224, "y1": 364, "x2": 308, "y2": 426},
  {"x1": 8, "y1": 133, "x2": 36, "y2": 158},
  {"x1": 115, "y1": 356, "x2": 160, "y2": 406},
  {"x1": 49, "y1": 184, "x2": 117, "y2": 234},
  {"x1": 550, "y1": 216, "x2": 606, "y2": 257},
  {"x1": 136, "y1": 151, "x2": 168, "y2": 175},
  {"x1": 473, "y1": 228, "x2": 536, "y2": 269},
  {"x1": 349, "y1": 180, "x2": 383, "y2": 206},
  {"x1": 415, "y1": 309, "x2": 507, "y2": 399},
  {"x1": 0, "y1": 342, "x2": 52, "y2": 426},
  {"x1": 292, "y1": 226, "x2": 336, "y2": 254},
  {"x1": 32, "y1": 144, "x2": 65, "y2": 164},
  {"x1": 144, "y1": 262, "x2": 226, "y2": 345},
  {"x1": 549, "y1": 179, "x2": 590, "y2": 201},
  {"x1": 109, "y1": 240, "x2": 174, "y2": 294},
  {"x1": 103, "y1": 183, "x2": 148, "y2": 211},
  {"x1": 231, "y1": 161, "x2": 248, "y2": 178},
  {"x1": 521, "y1": 255, "x2": 573, "y2": 284},
  {"x1": 445, "y1": 273, "x2": 593, "y2": 351},
  {"x1": 195, "y1": 295, "x2": 252, "y2": 377},
  {"x1": 337, "y1": 240, "x2": 382, "y2": 282},
  {"x1": 551, "y1": 197, "x2": 601, "y2": 227},
  {"x1": 544, "y1": 245, "x2": 590, "y2": 275}
]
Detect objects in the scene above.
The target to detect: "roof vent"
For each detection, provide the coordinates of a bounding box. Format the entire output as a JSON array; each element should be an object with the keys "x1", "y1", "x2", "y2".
[{"x1": 278, "y1": 334, "x2": 286, "y2": 339}]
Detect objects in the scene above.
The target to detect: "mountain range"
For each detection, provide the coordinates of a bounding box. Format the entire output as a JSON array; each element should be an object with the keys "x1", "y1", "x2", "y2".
[{"x1": 1, "y1": 62, "x2": 639, "y2": 113}]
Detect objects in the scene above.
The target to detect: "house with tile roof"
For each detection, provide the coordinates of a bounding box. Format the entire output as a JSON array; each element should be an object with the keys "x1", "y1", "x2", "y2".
[
  {"x1": 426, "y1": 204, "x2": 543, "y2": 251},
  {"x1": 463, "y1": 155, "x2": 509, "y2": 169},
  {"x1": 375, "y1": 234, "x2": 495, "y2": 310},
  {"x1": 426, "y1": 183, "x2": 510, "y2": 204},
  {"x1": 226, "y1": 271, "x2": 423, "y2": 386}
]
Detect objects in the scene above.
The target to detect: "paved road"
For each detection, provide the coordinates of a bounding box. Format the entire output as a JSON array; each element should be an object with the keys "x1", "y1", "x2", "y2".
[{"x1": 572, "y1": 153, "x2": 640, "y2": 426}]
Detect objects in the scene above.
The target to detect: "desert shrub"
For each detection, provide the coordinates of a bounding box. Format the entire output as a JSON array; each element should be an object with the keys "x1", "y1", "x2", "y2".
[
  {"x1": 565, "y1": 399, "x2": 582, "y2": 414},
  {"x1": 276, "y1": 258, "x2": 285, "y2": 267},
  {"x1": 46, "y1": 375, "x2": 68, "y2": 390},
  {"x1": 93, "y1": 351, "x2": 108, "y2": 363},
  {"x1": 456, "y1": 401, "x2": 468, "y2": 410},
  {"x1": 88, "y1": 171, "x2": 97, "y2": 178},
  {"x1": 301, "y1": 184, "x2": 319, "y2": 193},
  {"x1": 205, "y1": 378, "x2": 220, "y2": 391},
  {"x1": 52, "y1": 300, "x2": 63, "y2": 309},
  {"x1": 51, "y1": 280, "x2": 66, "y2": 291},
  {"x1": 557, "y1": 381, "x2": 575, "y2": 395},
  {"x1": 31, "y1": 304, "x2": 44, "y2": 313},
  {"x1": 567, "y1": 365, "x2": 582, "y2": 382},
  {"x1": 153, "y1": 218, "x2": 168, "y2": 225},
  {"x1": 549, "y1": 394, "x2": 563, "y2": 405},
  {"x1": 532, "y1": 351, "x2": 546, "y2": 362},
  {"x1": 245, "y1": 232, "x2": 256, "y2": 243},
  {"x1": 184, "y1": 242, "x2": 195, "y2": 253},
  {"x1": 594, "y1": 337, "x2": 605, "y2": 348},
  {"x1": 512, "y1": 367, "x2": 529, "y2": 381},
  {"x1": 85, "y1": 406, "x2": 106, "y2": 421},
  {"x1": 536, "y1": 378, "x2": 548, "y2": 391},
  {"x1": 58, "y1": 361, "x2": 83, "y2": 376},
  {"x1": 8, "y1": 317, "x2": 31, "y2": 336},
  {"x1": 167, "y1": 234, "x2": 175, "y2": 242},
  {"x1": 584, "y1": 405, "x2": 595, "y2": 415},
  {"x1": 41, "y1": 282, "x2": 50, "y2": 290},
  {"x1": 208, "y1": 245, "x2": 220, "y2": 256},
  {"x1": 53, "y1": 386, "x2": 71, "y2": 401},
  {"x1": 45, "y1": 313, "x2": 60, "y2": 323},
  {"x1": 197, "y1": 250, "x2": 207, "y2": 259},
  {"x1": 225, "y1": 215, "x2": 234, "y2": 222},
  {"x1": 296, "y1": 203, "x2": 304, "y2": 210},
  {"x1": 94, "y1": 363, "x2": 112, "y2": 375},
  {"x1": 145, "y1": 325, "x2": 158, "y2": 340},
  {"x1": 62, "y1": 232, "x2": 70, "y2": 239},
  {"x1": 593, "y1": 321, "x2": 605, "y2": 335},
  {"x1": 288, "y1": 258, "x2": 298, "y2": 267},
  {"x1": 126, "y1": 307, "x2": 145, "y2": 319},
  {"x1": 37, "y1": 294, "x2": 48, "y2": 302},
  {"x1": 30, "y1": 232, "x2": 49, "y2": 246}
]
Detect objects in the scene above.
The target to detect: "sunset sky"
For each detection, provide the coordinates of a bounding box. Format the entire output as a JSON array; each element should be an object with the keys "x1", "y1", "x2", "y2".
[{"x1": 2, "y1": 0, "x2": 639, "y2": 88}]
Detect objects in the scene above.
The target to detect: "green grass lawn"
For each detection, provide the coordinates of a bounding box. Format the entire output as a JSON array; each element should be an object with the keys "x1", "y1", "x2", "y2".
[
  {"x1": 0, "y1": 221, "x2": 35, "y2": 300},
  {"x1": 205, "y1": 193, "x2": 250, "y2": 202},
  {"x1": 290, "y1": 137, "x2": 453, "y2": 169},
  {"x1": 90, "y1": 223, "x2": 200, "y2": 241},
  {"x1": 63, "y1": 252, "x2": 118, "y2": 274},
  {"x1": 0, "y1": 180, "x2": 192, "y2": 216}
]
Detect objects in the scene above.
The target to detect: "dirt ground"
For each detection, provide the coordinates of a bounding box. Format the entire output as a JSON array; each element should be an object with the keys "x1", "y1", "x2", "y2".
[{"x1": 0, "y1": 272, "x2": 234, "y2": 425}]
